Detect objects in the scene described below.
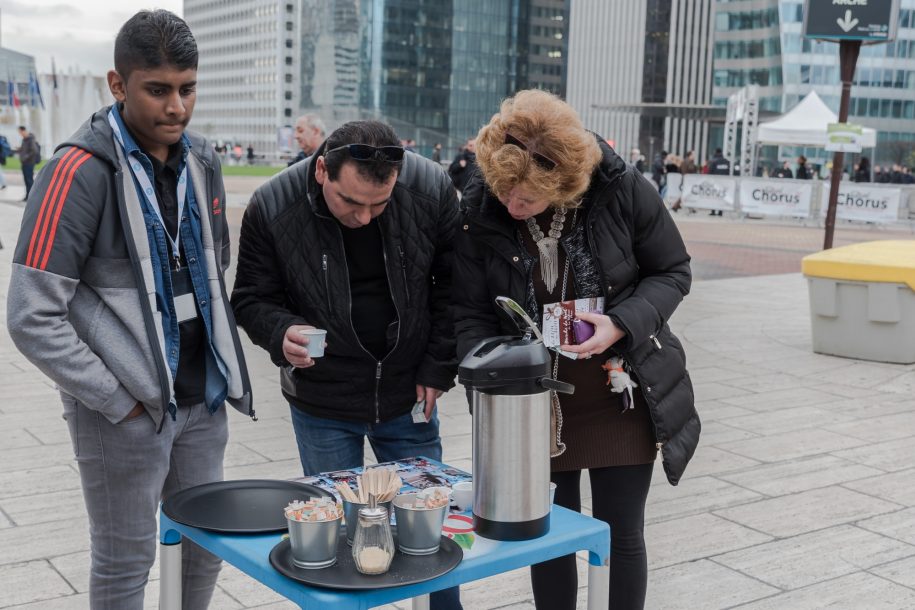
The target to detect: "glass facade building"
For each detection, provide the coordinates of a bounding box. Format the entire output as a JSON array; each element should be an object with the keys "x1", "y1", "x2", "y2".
[
  {"x1": 0, "y1": 48, "x2": 42, "y2": 143},
  {"x1": 711, "y1": 0, "x2": 915, "y2": 166},
  {"x1": 189, "y1": 0, "x2": 569, "y2": 158}
]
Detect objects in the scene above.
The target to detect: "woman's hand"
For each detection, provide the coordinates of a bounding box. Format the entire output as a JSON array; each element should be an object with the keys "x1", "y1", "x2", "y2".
[{"x1": 559, "y1": 311, "x2": 626, "y2": 359}]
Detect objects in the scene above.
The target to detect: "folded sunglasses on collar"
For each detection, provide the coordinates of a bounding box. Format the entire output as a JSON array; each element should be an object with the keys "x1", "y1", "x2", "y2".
[
  {"x1": 504, "y1": 132, "x2": 558, "y2": 170},
  {"x1": 324, "y1": 143, "x2": 405, "y2": 162}
]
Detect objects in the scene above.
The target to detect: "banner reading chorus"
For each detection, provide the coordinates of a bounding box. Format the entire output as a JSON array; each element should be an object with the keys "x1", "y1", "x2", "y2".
[
  {"x1": 819, "y1": 184, "x2": 902, "y2": 224},
  {"x1": 739, "y1": 179, "x2": 813, "y2": 218},
  {"x1": 681, "y1": 175, "x2": 737, "y2": 211}
]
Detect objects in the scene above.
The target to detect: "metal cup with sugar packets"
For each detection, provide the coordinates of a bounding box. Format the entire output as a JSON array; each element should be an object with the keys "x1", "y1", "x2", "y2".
[{"x1": 285, "y1": 498, "x2": 342, "y2": 569}]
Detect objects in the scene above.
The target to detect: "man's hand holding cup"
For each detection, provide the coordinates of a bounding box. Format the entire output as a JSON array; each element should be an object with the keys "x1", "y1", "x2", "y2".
[{"x1": 283, "y1": 325, "x2": 328, "y2": 368}]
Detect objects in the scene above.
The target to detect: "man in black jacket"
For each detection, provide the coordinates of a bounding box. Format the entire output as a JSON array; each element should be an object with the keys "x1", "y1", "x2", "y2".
[
  {"x1": 232, "y1": 119, "x2": 459, "y2": 459},
  {"x1": 243, "y1": 133, "x2": 458, "y2": 424},
  {"x1": 447, "y1": 138, "x2": 476, "y2": 193},
  {"x1": 232, "y1": 121, "x2": 461, "y2": 608},
  {"x1": 17, "y1": 125, "x2": 40, "y2": 200}
]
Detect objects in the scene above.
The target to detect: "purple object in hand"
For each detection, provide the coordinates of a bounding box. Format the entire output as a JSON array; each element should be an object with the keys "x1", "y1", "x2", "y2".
[{"x1": 572, "y1": 319, "x2": 595, "y2": 344}]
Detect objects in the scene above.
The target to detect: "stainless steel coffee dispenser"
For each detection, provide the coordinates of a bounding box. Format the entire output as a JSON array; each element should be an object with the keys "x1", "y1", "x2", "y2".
[{"x1": 458, "y1": 297, "x2": 574, "y2": 540}]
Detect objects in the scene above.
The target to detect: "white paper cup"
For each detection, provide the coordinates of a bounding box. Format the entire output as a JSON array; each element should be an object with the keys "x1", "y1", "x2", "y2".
[
  {"x1": 549, "y1": 482, "x2": 557, "y2": 505},
  {"x1": 452, "y1": 481, "x2": 473, "y2": 512},
  {"x1": 299, "y1": 328, "x2": 327, "y2": 358}
]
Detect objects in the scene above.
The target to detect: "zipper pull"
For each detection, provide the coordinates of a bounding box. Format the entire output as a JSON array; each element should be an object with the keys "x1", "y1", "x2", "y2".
[
  {"x1": 322, "y1": 254, "x2": 328, "y2": 272},
  {"x1": 376, "y1": 362, "x2": 383, "y2": 379},
  {"x1": 650, "y1": 334, "x2": 662, "y2": 349}
]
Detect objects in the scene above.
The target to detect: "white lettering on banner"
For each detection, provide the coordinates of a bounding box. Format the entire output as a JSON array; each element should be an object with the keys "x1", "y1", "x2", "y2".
[
  {"x1": 739, "y1": 179, "x2": 813, "y2": 218},
  {"x1": 832, "y1": 0, "x2": 867, "y2": 5},
  {"x1": 681, "y1": 174, "x2": 737, "y2": 211},
  {"x1": 819, "y1": 184, "x2": 901, "y2": 223}
]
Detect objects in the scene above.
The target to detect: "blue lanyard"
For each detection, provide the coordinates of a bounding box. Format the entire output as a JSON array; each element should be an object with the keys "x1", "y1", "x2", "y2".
[{"x1": 108, "y1": 109, "x2": 188, "y2": 269}]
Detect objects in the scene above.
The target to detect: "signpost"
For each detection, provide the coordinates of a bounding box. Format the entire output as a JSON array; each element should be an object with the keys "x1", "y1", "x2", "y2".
[
  {"x1": 803, "y1": 0, "x2": 900, "y2": 41},
  {"x1": 825, "y1": 123, "x2": 864, "y2": 153},
  {"x1": 804, "y1": 0, "x2": 899, "y2": 249}
]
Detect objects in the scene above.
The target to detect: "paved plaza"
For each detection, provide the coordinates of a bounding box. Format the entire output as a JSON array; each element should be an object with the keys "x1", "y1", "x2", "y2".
[{"x1": 0, "y1": 175, "x2": 914, "y2": 608}]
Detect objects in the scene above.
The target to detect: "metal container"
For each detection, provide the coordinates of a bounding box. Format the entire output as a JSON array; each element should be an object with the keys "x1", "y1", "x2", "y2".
[
  {"x1": 392, "y1": 493, "x2": 449, "y2": 555},
  {"x1": 286, "y1": 514, "x2": 341, "y2": 569},
  {"x1": 458, "y1": 297, "x2": 573, "y2": 541},
  {"x1": 342, "y1": 499, "x2": 392, "y2": 545}
]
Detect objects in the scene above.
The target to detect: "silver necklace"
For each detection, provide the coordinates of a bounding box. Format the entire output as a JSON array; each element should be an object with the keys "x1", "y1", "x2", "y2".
[{"x1": 525, "y1": 207, "x2": 568, "y2": 293}]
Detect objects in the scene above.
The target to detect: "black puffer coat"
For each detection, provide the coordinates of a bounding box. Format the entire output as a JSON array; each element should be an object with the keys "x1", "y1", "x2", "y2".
[
  {"x1": 453, "y1": 140, "x2": 699, "y2": 485},
  {"x1": 231, "y1": 145, "x2": 459, "y2": 423}
]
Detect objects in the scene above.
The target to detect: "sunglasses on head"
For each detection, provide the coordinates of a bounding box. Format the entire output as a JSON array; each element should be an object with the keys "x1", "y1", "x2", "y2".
[
  {"x1": 504, "y1": 132, "x2": 557, "y2": 171},
  {"x1": 324, "y1": 143, "x2": 405, "y2": 162}
]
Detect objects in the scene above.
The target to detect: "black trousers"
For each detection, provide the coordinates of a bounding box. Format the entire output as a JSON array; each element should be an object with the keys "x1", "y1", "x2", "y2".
[{"x1": 531, "y1": 463, "x2": 654, "y2": 610}]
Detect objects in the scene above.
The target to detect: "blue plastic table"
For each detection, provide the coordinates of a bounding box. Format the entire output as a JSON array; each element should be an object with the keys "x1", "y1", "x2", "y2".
[{"x1": 159, "y1": 468, "x2": 610, "y2": 609}]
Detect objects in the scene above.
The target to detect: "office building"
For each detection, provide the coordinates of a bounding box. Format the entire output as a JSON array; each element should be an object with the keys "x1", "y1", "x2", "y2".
[
  {"x1": 186, "y1": 0, "x2": 570, "y2": 159},
  {"x1": 566, "y1": 0, "x2": 715, "y2": 165},
  {"x1": 712, "y1": 0, "x2": 915, "y2": 165},
  {"x1": 184, "y1": 0, "x2": 298, "y2": 160},
  {"x1": 0, "y1": 48, "x2": 41, "y2": 143}
]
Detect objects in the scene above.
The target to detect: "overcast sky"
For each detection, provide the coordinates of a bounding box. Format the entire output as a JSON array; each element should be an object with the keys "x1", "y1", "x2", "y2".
[{"x1": 2, "y1": 1, "x2": 183, "y2": 76}]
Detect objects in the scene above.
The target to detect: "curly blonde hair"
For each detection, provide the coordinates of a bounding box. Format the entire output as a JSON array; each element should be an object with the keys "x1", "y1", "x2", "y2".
[{"x1": 475, "y1": 89, "x2": 602, "y2": 208}]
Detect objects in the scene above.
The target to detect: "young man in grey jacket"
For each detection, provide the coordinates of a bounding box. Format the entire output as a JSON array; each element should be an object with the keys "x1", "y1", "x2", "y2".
[{"x1": 6, "y1": 10, "x2": 252, "y2": 609}]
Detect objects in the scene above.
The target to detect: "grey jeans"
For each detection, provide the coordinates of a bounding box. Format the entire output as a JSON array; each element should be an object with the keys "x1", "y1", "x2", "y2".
[{"x1": 63, "y1": 396, "x2": 228, "y2": 609}]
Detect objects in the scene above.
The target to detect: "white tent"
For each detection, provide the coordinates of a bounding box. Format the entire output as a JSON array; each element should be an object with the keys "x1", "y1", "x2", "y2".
[{"x1": 757, "y1": 91, "x2": 877, "y2": 148}]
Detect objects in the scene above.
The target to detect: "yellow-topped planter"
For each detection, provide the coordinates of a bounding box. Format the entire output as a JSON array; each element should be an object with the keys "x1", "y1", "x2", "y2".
[
  {"x1": 802, "y1": 240, "x2": 915, "y2": 363},
  {"x1": 802, "y1": 240, "x2": 915, "y2": 290}
]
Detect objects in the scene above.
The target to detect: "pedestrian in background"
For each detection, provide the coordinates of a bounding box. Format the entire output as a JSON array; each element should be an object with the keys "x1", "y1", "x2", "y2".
[
  {"x1": 0, "y1": 134, "x2": 9, "y2": 190},
  {"x1": 288, "y1": 113, "x2": 326, "y2": 166},
  {"x1": 854, "y1": 157, "x2": 870, "y2": 182},
  {"x1": 448, "y1": 138, "x2": 477, "y2": 193},
  {"x1": 650, "y1": 149, "x2": 667, "y2": 192},
  {"x1": 773, "y1": 160, "x2": 794, "y2": 179},
  {"x1": 679, "y1": 150, "x2": 698, "y2": 175},
  {"x1": 795, "y1": 155, "x2": 812, "y2": 179},
  {"x1": 453, "y1": 89, "x2": 699, "y2": 610},
  {"x1": 431, "y1": 142, "x2": 442, "y2": 164},
  {"x1": 630, "y1": 147, "x2": 645, "y2": 173},
  {"x1": 706, "y1": 148, "x2": 730, "y2": 216},
  {"x1": 17, "y1": 125, "x2": 41, "y2": 200}
]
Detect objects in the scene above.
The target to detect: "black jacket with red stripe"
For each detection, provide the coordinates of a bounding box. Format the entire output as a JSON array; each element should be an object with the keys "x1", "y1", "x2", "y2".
[{"x1": 6, "y1": 106, "x2": 253, "y2": 429}]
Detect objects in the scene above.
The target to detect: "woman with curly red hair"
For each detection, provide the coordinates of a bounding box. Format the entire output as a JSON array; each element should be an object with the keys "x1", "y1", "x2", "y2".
[{"x1": 453, "y1": 90, "x2": 700, "y2": 609}]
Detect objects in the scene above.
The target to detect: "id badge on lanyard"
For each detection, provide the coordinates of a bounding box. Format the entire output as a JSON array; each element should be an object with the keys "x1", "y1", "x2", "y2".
[
  {"x1": 171, "y1": 267, "x2": 198, "y2": 323},
  {"x1": 108, "y1": 110, "x2": 197, "y2": 323}
]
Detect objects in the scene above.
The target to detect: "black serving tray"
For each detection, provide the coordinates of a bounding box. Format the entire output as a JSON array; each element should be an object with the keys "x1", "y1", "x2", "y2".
[
  {"x1": 162, "y1": 479, "x2": 335, "y2": 534},
  {"x1": 269, "y1": 531, "x2": 462, "y2": 590}
]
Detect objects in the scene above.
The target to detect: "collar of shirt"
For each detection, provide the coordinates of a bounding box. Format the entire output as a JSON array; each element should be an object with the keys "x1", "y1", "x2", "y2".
[
  {"x1": 110, "y1": 103, "x2": 191, "y2": 170},
  {"x1": 149, "y1": 142, "x2": 184, "y2": 177}
]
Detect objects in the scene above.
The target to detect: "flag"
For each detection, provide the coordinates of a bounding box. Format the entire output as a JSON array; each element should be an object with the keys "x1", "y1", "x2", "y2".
[
  {"x1": 7, "y1": 77, "x2": 20, "y2": 108},
  {"x1": 28, "y1": 72, "x2": 45, "y2": 109},
  {"x1": 51, "y1": 58, "x2": 59, "y2": 102}
]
